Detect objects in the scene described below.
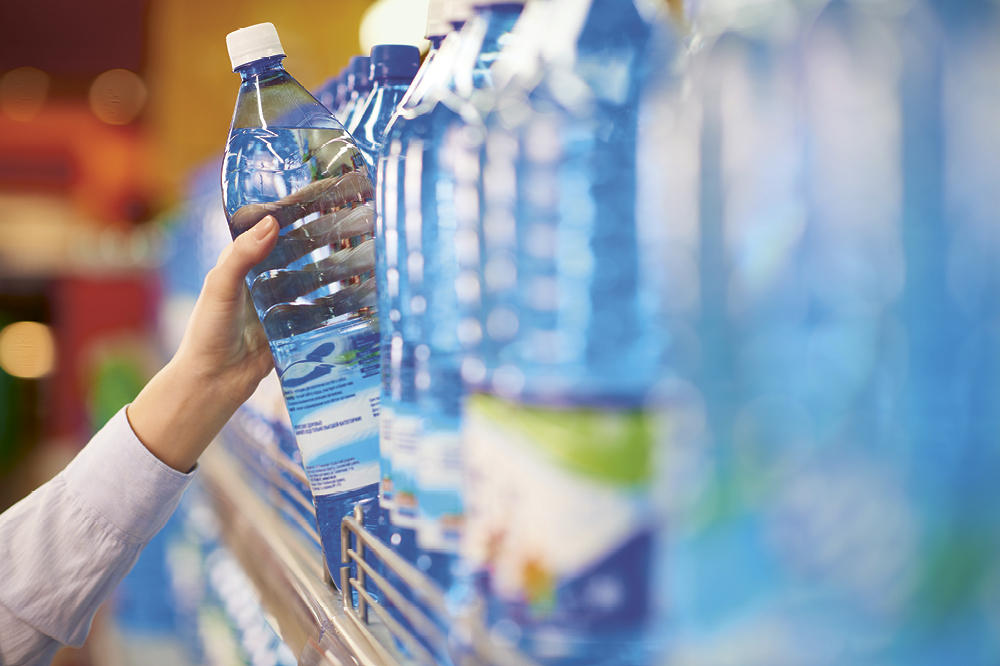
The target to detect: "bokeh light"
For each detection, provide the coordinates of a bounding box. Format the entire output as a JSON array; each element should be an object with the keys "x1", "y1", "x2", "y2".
[
  {"x1": 359, "y1": 0, "x2": 431, "y2": 55},
  {"x1": 0, "y1": 67, "x2": 50, "y2": 122},
  {"x1": 0, "y1": 321, "x2": 57, "y2": 379},
  {"x1": 88, "y1": 69, "x2": 147, "y2": 125}
]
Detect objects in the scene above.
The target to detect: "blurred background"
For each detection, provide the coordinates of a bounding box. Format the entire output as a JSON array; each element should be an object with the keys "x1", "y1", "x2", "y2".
[
  {"x1": 0, "y1": 1, "x2": 425, "y2": 663},
  {"x1": 5, "y1": 0, "x2": 1000, "y2": 664}
]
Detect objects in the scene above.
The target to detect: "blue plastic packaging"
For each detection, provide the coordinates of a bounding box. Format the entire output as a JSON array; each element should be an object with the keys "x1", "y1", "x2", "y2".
[
  {"x1": 373, "y1": 35, "x2": 446, "y2": 539},
  {"x1": 221, "y1": 23, "x2": 380, "y2": 582},
  {"x1": 350, "y1": 44, "x2": 422, "y2": 171},
  {"x1": 413, "y1": 0, "x2": 527, "y2": 590}
]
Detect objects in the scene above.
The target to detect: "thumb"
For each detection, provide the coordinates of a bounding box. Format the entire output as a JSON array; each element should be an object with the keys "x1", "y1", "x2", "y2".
[{"x1": 205, "y1": 216, "x2": 279, "y2": 303}]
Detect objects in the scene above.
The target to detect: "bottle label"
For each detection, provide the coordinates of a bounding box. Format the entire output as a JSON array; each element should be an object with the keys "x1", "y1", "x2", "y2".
[
  {"x1": 271, "y1": 319, "x2": 381, "y2": 498},
  {"x1": 416, "y1": 427, "x2": 464, "y2": 553},
  {"x1": 378, "y1": 403, "x2": 396, "y2": 509},
  {"x1": 388, "y1": 409, "x2": 422, "y2": 528},
  {"x1": 463, "y1": 393, "x2": 657, "y2": 632}
]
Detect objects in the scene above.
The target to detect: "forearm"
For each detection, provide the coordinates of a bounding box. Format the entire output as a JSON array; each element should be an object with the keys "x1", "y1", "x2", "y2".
[
  {"x1": 127, "y1": 355, "x2": 245, "y2": 473},
  {"x1": 126, "y1": 216, "x2": 278, "y2": 473}
]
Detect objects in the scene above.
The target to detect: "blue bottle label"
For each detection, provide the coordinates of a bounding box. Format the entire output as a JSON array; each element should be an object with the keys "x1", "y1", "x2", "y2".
[
  {"x1": 415, "y1": 427, "x2": 464, "y2": 553},
  {"x1": 378, "y1": 404, "x2": 396, "y2": 509},
  {"x1": 388, "y1": 409, "x2": 422, "y2": 528},
  {"x1": 271, "y1": 318, "x2": 381, "y2": 498},
  {"x1": 463, "y1": 393, "x2": 657, "y2": 634}
]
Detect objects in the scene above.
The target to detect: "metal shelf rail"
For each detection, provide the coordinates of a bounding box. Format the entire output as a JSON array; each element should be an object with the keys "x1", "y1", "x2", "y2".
[
  {"x1": 202, "y1": 443, "x2": 541, "y2": 666},
  {"x1": 223, "y1": 409, "x2": 322, "y2": 550},
  {"x1": 201, "y1": 445, "x2": 395, "y2": 666},
  {"x1": 340, "y1": 508, "x2": 541, "y2": 666}
]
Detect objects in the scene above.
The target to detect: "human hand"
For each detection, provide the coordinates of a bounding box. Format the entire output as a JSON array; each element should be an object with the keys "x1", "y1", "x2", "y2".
[
  {"x1": 127, "y1": 216, "x2": 279, "y2": 472},
  {"x1": 176, "y1": 215, "x2": 279, "y2": 405}
]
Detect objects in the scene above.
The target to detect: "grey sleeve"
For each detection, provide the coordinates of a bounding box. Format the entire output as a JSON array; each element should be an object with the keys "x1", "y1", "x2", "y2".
[{"x1": 0, "y1": 407, "x2": 197, "y2": 665}]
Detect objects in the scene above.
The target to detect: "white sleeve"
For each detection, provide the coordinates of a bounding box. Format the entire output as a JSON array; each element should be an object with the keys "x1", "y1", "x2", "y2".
[{"x1": 0, "y1": 407, "x2": 197, "y2": 666}]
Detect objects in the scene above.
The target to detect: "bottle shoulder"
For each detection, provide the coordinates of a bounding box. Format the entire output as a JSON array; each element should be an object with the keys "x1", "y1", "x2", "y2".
[
  {"x1": 231, "y1": 64, "x2": 345, "y2": 131},
  {"x1": 483, "y1": 0, "x2": 673, "y2": 119},
  {"x1": 357, "y1": 86, "x2": 411, "y2": 129}
]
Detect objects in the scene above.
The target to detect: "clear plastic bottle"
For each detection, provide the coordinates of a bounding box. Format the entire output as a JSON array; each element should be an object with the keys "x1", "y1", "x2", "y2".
[
  {"x1": 314, "y1": 69, "x2": 344, "y2": 115},
  {"x1": 373, "y1": 0, "x2": 451, "y2": 526},
  {"x1": 350, "y1": 45, "x2": 422, "y2": 173},
  {"x1": 222, "y1": 23, "x2": 380, "y2": 581},
  {"x1": 375, "y1": 1, "x2": 453, "y2": 527},
  {"x1": 462, "y1": 0, "x2": 679, "y2": 663},
  {"x1": 915, "y1": 3, "x2": 1000, "y2": 662},
  {"x1": 334, "y1": 66, "x2": 350, "y2": 118},
  {"x1": 407, "y1": 0, "x2": 528, "y2": 593},
  {"x1": 658, "y1": 0, "x2": 1000, "y2": 664},
  {"x1": 374, "y1": 1, "x2": 471, "y2": 567},
  {"x1": 342, "y1": 55, "x2": 373, "y2": 133}
]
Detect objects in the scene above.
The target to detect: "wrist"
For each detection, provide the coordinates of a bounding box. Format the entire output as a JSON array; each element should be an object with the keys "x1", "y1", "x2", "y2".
[
  {"x1": 170, "y1": 348, "x2": 248, "y2": 415},
  {"x1": 127, "y1": 356, "x2": 244, "y2": 473}
]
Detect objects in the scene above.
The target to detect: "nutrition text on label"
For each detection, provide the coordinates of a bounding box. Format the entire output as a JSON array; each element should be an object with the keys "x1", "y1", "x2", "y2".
[
  {"x1": 285, "y1": 377, "x2": 356, "y2": 413},
  {"x1": 295, "y1": 416, "x2": 362, "y2": 436}
]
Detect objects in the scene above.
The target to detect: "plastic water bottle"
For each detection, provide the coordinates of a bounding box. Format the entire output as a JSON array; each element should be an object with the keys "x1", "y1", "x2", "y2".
[
  {"x1": 453, "y1": 0, "x2": 551, "y2": 385},
  {"x1": 350, "y1": 45, "x2": 422, "y2": 173},
  {"x1": 375, "y1": 0, "x2": 470, "y2": 566},
  {"x1": 461, "y1": 0, "x2": 678, "y2": 663},
  {"x1": 342, "y1": 55, "x2": 373, "y2": 133},
  {"x1": 374, "y1": 2, "x2": 450, "y2": 532},
  {"x1": 895, "y1": 2, "x2": 995, "y2": 661},
  {"x1": 655, "y1": 0, "x2": 1000, "y2": 664},
  {"x1": 406, "y1": 0, "x2": 528, "y2": 593},
  {"x1": 222, "y1": 23, "x2": 380, "y2": 581},
  {"x1": 334, "y1": 66, "x2": 350, "y2": 118},
  {"x1": 918, "y1": 4, "x2": 1000, "y2": 661},
  {"x1": 314, "y1": 70, "x2": 343, "y2": 116},
  {"x1": 373, "y1": 0, "x2": 525, "y2": 585}
]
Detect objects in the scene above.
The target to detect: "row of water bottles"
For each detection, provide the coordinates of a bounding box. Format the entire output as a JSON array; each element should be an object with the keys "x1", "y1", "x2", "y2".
[{"x1": 218, "y1": 0, "x2": 1000, "y2": 663}]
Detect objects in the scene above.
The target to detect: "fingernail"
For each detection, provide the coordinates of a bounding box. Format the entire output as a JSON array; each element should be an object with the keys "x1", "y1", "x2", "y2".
[{"x1": 253, "y1": 216, "x2": 276, "y2": 240}]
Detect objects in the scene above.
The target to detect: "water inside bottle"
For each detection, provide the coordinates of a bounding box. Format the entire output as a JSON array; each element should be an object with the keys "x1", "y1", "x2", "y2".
[
  {"x1": 223, "y1": 126, "x2": 376, "y2": 339},
  {"x1": 223, "y1": 125, "x2": 382, "y2": 570}
]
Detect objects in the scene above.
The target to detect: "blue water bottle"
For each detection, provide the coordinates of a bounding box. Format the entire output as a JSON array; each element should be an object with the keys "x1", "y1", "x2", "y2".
[
  {"x1": 222, "y1": 23, "x2": 381, "y2": 581},
  {"x1": 315, "y1": 70, "x2": 344, "y2": 116},
  {"x1": 350, "y1": 45, "x2": 422, "y2": 173},
  {"x1": 342, "y1": 55, "x2": 374, "y2": 133},
  {"x1": 406, "y1": 0, "x2": 528, "y2": 593},
  {"x1": 895, "y1": 1, "x2": 1000, "y2": 662},
  {"x1": 462, "y1": 0, "x2": 678, "y2": 663},
  {"x1": 658, "y1": 1, "x2": 1000, "y2": 664},
  {"x1": 370, "y1": 1, "x2": 452, "y2": 546},
  {"x1": 374, "y1": 0, "x2": 470, "y2": 565}
]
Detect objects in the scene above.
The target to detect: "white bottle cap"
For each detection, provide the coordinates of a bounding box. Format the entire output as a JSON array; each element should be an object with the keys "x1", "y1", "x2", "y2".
[
  {"x1": 425, "y1": 0, "x2": 452, "y2": 38},
  {"x1": 442, "y1": 0, "x2": 474, "y2": 25},
  {"x1": 226, "y1": 23, "x2": 285, "y2": 71}
]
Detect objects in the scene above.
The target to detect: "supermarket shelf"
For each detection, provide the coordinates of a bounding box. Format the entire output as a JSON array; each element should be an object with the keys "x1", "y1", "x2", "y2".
[
  {"x1": 200, "y1": 445, "x2": 400, "y2": 666},
  {"x1": 202, "y1": 444, "x2": 540, "y2": 666},
  {"x1": 340, "y1": 507, "x2": 540, "y2": 666}
]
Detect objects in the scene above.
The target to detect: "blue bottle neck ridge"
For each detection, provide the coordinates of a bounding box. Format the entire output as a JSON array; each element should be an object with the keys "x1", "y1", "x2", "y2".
[{"x1": 236, "y1": 55, "x2": 287, "y2": 81}]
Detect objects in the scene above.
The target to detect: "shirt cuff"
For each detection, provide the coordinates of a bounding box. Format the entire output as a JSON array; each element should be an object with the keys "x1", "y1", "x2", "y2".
[{"x1": 62, "y1": 406, "x2": 196, "y2": 545}]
